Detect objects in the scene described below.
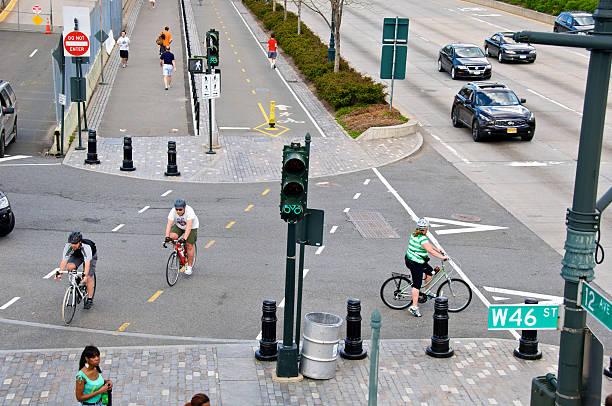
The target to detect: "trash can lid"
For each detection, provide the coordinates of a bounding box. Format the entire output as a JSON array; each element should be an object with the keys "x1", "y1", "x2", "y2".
[{"x1": 305, "y1": 312, "x2": 343, "y2": 327}]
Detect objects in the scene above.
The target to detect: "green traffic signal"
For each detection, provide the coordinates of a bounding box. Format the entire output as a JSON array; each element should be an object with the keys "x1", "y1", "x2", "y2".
[
  {"x1": 206, "y1": 29, "x2": 220, "y2": 67},
  {"x1": 280, "y1": 143, "x2": 308, "y2": 222}
]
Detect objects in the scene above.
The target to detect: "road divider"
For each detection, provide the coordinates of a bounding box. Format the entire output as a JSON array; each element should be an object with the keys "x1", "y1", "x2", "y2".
[
  {"x1": 225, "y1": 221, "x2": 235, "y2": 229},
  {"x1": 262, "y1": 189, "x2": 270, "y2": 196},
  {"x1": 245, "y1": 204, "x2": 254, "y2": 212}
]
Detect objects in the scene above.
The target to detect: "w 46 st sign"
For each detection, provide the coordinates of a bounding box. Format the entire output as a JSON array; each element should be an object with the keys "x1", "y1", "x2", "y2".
[{"x1": 488, "y1": 304, "x2": 561, "y2": 330}]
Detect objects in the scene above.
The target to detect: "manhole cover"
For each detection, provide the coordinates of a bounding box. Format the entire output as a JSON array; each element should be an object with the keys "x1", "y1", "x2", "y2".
[
  {"x1": 346, "y1": 211, "x2": 400, "y2": 239},
  {"x1": 451, "y1": 213, "x2": 480, "y2": 222},
  {"x1": 82, "y1": 217, "x2": 100, "y2": 223}
]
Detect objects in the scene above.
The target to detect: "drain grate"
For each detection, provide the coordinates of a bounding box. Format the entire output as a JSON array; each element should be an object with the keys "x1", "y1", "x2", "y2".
[{"x1": 346, "y1": 211, "x2": 400, "y2": 239}]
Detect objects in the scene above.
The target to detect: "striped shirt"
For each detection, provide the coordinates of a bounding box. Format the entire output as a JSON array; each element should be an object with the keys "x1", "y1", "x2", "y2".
[{"x1": 406, "y1": 234, "x2": 429, "y2": 264}]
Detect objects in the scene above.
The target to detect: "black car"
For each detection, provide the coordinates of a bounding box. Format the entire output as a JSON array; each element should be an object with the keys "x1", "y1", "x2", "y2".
[
  {"x1": 451, "y1": 82, "x2": 535, "y2": 142},
  {"x1": 0, "y1": 191, "x2": 15, "y2": 236},
  {"x1": 438, "y1": 44, "x2": 492, "y2": 80},
  {"x1": 484, "y1": 32, "x2": 536, "y2": 63},
  {"x1": 554, "y1": 11, "x2": 594, "y2": 33}
]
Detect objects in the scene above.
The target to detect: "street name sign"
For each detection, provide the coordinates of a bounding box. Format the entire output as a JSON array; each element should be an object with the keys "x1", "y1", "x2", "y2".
[
  {"x1": 579, "y1": 281, "x2": 612, "y2": 331},
  {"x1": 488, "y1": 304, "x2": 560, "y2": 330}
]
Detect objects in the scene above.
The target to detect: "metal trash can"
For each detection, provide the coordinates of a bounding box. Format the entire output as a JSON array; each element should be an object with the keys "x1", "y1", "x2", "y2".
[{"x1": 299, "y1": 312, "x2": 343, "y2": 379}]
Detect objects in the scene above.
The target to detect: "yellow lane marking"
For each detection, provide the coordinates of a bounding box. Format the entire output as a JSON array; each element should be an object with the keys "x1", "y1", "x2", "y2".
[
  {"x1": 205, "y1": 240, "x2": 216, "y2": 249},
  {"x1": 118, "y1": 322, "x2": 130, "y2": 332},
  {"x1": 258, "y1": 103, "x2": 269, "y2": 122},
  {"x1": 245, "y1": 204, "x2": 254, "y2": 212},
  {"x1": 252, "y1": 90, "x2": 256, "y2": 95},
  {"x1": 241, "y1": 68, "x2": 246, "y2": 72},
  {"x1": 235, "y1": 51, "x2": 238, "y2": 55},
  {"x1": 237, "y1": 59, "x2": 242, "y2": 63},
  {"x1": 225, "y1": 221, "x2": 236, "y2": 229},
  {"x1": 246, "y1": 78, "x2": 250, "y2": 83},
  {"x1": 262, "y1": 189, "x2": 270, "y2": 196},
  {"x1": 227, "y1": 37, "x2": 231, "y2": 41},
  {"x1": 148, "y1": 290, "x2": 163, "y2": 302},
  {"x1": 253, "y1": 122, "x2": 289, "y2": 137}
]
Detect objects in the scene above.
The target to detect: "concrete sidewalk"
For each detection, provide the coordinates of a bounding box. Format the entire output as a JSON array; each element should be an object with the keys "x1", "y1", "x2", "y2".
[{"x1": 4, "y1": 339, "x2": 609, "y2": 405}]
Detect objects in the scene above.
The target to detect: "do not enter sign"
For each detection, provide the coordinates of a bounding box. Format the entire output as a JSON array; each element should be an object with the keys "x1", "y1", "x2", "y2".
[{"x1": 64, "y1": 31, "x2": 90, "y2": 57}]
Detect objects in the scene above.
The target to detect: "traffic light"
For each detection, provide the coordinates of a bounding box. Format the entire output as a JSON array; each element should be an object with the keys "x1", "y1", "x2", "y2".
[
  {"x1": 280, "y1": 142, "x2": 309, "y2": 222},
  {"x1": 206, "y1": 29, "x2": 219, "y2": 67}
]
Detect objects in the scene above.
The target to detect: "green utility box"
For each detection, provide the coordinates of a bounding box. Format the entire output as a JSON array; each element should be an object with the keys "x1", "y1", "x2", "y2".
[
  {"x1": 70, "y1": 77, "x2": 86, "y2": 102},
  {"x1": 530, "y1": 375, "x2": 556, "y2": 406}
]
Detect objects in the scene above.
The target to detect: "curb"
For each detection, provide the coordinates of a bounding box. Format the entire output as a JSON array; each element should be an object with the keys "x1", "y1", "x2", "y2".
[{"x1": 357, "y1": 120, "x2": 418, "y2": 141}]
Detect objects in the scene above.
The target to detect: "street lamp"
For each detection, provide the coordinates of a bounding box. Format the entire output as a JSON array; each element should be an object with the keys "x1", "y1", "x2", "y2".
[{"x1": 328, "y1": 10, "x2": 335, "y2": 62}]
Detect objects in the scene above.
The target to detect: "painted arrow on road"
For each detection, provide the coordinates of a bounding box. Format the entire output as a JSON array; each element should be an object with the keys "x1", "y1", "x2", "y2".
[
  {"x1": 425, "y1": 217, "x2": 507, "y2": 235},
  {"x1": 483, "y1": 286, "x2": 563, "y2": 304}
]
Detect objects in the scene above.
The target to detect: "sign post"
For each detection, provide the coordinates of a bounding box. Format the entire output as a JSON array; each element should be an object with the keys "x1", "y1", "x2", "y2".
[{"x1": 488, "y1": 303, "x2": 561, "y2": 330}]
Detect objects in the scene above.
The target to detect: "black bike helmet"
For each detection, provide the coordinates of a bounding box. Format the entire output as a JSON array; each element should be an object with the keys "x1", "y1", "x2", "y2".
[
  {"x1": 174, "y1": 198, "x2": 186, "y2": 208},
  {"x1": 68, "y1": 231, "x2": 82, "y2": 244}
]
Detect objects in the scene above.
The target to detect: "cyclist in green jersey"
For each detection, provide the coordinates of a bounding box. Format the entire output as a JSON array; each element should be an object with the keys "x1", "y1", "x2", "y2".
[{"x1": 404, "y1": 218, "x2": 448, "y2": 317}]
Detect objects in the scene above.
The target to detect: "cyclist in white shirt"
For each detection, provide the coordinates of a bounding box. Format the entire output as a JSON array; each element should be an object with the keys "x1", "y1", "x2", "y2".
[
  {"x1": 117, "y1": 30, "x2": 130, "y2": 68},
  {"x1": 164, "y1": 199, "x2": 198, "y2": 275}
]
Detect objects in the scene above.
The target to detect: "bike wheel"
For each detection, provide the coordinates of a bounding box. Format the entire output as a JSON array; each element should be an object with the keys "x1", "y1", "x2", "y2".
[
  {"x1": 191, "y1": 244, "x2": 197, "y2": 270},
  {"x1": 436, "y1": 278, "x2": 472, "y2": 312},
  {"x1": 380, "y1": 275, "x2": 414, "y2": 310},
  {"x1": 166, "y1": 252, "x2": 180, "y2": 286},
  {"x1": 62, "y1": 286, "x2": 77, "y2": 325}
]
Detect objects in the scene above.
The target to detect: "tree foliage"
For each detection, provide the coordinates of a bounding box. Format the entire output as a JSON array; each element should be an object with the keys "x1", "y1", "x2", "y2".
[{"x1": 498, "y1": 0, "x2": 597, "y2": 14}]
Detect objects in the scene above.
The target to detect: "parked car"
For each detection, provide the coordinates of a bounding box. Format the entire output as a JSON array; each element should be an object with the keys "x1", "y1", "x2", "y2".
[
  {"x1": 0, "y1": 80, "x2": 17, "y2": 158},
  {"x1": 554, "y1": 11, "x2": 594, "y2": 33},
  {"x1": 451, "y1": 82, "x2": 535, "y2": 142},
  {"x1": 484, "y1": 32, "x2": 536, "y2": 63},
  {"x1": 438, "y1": 44, "x2": 492, "y2": 80},
  {"x1": 0, "y1": 191, "x2": 15, "y2": 236}
]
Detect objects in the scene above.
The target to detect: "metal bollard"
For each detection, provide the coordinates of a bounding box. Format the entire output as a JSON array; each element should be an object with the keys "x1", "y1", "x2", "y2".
[
  {"x1": 426, "y1": 297, "x2": 454, "y2": 358},
  {"x1": 604, "y1": 355, "x2": 611, "y2": 377},
  {"x1": 119, "y1": 136, "x2": 136, "y2": 172},
  {"x1": 514, "y1": 298, "x2": 542, "y2": 360},
  {"x1": 255, "y1": 299, "x2": 278, "y2": 361},
  {"x1": 340, "y1": 298, "x2": 367, "y2": 360},
  {"x1": 164, "y1": 140, "x2": 180, "y2": 176},
  {"x1": 84, "y1": 129, "x2": 100, "y2": 164}
]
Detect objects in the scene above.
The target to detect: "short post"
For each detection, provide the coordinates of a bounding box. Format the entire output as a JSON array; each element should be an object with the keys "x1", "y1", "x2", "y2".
[
  {"x1": 255, "y1": 299, "x2": 278, "y2": 361},
  {"x1": 604, "y1": 355, "x2": 612, "y2": 377},
  {"x1": 340, "y1": 298, "x2": 367, "y2": 360},
  {"x1": 164, "y1": 140, "x2": 180, "y2": 176},
  {"x1": 514, "y1": 298, "x2": 542, "y2": 360},
  {"x1": 268, "y1": 100, "x2": 276, "y2": 128},
  {"x1": 426, "y1": 297, "x2": 454, "y2": 358},
  {"x1": 368, "y1": 309, "x2": 382, "y2": 406},
  {"x1": 119, "y1": 136, "x2": 136, "y2": 171},
  {"x1": 84, "y1": 129, "x2": 100, "y2": 164}
]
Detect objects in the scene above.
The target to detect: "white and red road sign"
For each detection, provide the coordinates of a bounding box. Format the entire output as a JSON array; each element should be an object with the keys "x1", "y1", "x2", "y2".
[
  {"x1": 64, "y1": 31, "x2": 90, "y2": 57},
  {"x1": 32, "y1": 5, "x2": 42, "y2": 14}
]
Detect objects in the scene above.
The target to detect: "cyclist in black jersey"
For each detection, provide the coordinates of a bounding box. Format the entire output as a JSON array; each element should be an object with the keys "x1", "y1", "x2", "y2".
[{"x1": 55, "y1": 231, "x2": 98, "y2": 309}]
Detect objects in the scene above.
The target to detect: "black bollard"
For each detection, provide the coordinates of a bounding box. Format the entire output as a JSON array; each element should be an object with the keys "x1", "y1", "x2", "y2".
[
  {"x1": 604, "y1": 355, "x2": 612, "y2": 377},
  {"x1": 119, "y1": 136, "x2": 136, "y2": 171},
  {"x1": 255, "y1": 299, "x2": 278, "y2": 361},
  {"x1": 514, "y1": 298, "x2": 542, "y2": 360},
  {"x1": 340, "y1": 298, "x2": 367, "y2": 360},
  {"x1": 84, "y1": 129, "x2": 100, "y2": 164},
  {"x1": 164, "y1": 140, "x2": 180, "y2": 176},
  {"x1": 426, "y1": 297, "x2": 454, "y2": 358}
]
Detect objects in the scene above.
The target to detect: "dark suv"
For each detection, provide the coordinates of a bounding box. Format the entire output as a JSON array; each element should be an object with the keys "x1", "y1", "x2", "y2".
[
  {"x1": 0, "y1": 191, "x2": 15, "y2": 237},
  {"x1": 438, "y1": 44, "x2": 492, "y2": 80},
  {"x1": 451, "y1": 83, "x2": 535, "y2": 142},
  {"x1": 0, "y1": 80, "x2": 17, "y2": 158},
  {"x1": 554, "y1": 11, "x2": 594, "y2": 33},
  {"x1": 484, "y1": 32, "x2": 536, "y2": 63}
]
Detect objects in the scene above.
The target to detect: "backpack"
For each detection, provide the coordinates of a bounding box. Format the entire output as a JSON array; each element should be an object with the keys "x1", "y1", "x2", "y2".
[
  {"x1": 82, "y1": 239, "x2": 97, "y2": 257},
  {"x1": 156, "y1": 34, "x2": 164, "y2": 46}
]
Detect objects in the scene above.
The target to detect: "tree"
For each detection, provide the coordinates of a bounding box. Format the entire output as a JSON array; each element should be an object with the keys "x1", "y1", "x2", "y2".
[{"x1": 291, "y1": 0, "x2": 303, "y2": 35}]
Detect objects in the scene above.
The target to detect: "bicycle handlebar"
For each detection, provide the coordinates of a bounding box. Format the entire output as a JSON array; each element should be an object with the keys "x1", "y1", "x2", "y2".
[{"x1": 56, "y1": 270, "x2": 86, "y2": 276}]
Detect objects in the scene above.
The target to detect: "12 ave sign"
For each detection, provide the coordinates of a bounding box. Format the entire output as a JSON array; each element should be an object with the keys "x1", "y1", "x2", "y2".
[
  {"x1": 64, "y1": 31, "x2": 90, "y2": 57},
  {"x1": 579, "y1": 281, "x2": 612, "y2": 331},
  {"x1": 488, "y1": 304, "x2": 560, "y2": 330}
]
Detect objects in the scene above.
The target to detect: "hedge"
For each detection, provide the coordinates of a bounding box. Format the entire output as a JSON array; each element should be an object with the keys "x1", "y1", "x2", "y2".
[
  {"x1": 497, "y1": 0, "x2": 597, "y2": 15},
  {"x1": 242, "y1": 0, "x2": 385, "y2": 110}
]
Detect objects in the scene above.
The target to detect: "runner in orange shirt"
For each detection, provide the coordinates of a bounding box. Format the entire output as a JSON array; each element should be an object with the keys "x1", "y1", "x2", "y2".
[{"x1": 267, "y1": 34, "x2": 277, "y2": 69}]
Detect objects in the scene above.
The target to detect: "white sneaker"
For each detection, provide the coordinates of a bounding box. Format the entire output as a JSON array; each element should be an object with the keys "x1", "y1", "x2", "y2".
[{"x1": 185, "y1": 266, "x2": 192, "y2": 275}]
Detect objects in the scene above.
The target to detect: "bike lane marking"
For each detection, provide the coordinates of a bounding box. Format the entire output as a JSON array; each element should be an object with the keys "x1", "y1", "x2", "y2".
[
  {"x1": 138, "y1": 206, "x2": 150, "y2": 214},
  {"x1": 371, "y1": 167, "x2": 521, "y2": 340},
  {"x1": 112, "y1": 224, "x2": 125, "y2": 232},
  {"x1": 330, "y1": 226, "x2": 338, "y2": 234},
  {"x1": 0, "y1": 297, "x2": 20, "y2": 310},
  {"x1": 43, "y1": 268, "x2": 59, "y2": 279},
  {"x1": 161, "y1": 190, "x2": 173, "y2": 197}
]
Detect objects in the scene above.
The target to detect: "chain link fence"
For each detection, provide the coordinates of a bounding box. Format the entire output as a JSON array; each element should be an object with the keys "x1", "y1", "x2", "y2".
[{"x1": 0, "y1": 0, "x2": 54, "y2": 32}]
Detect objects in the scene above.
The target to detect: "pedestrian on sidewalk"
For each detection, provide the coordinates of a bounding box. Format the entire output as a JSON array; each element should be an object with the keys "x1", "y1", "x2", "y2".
[
  {"x1": 160, "y1": 47, "x2": 176, "y2": 90},
  {"x1": 185, "y1": 393, "x2": 210, "y2": 406},
  {"x1": 267, "y1": 33, "x2": 277, "y2": 69},
  {"x1": 75, "y1": 345, "x2": 113, "y2": 405},
  {"x1": 159, "y1": 26, "x2": 172, "y2": 55},
  {"x1": 117, "y1": 30, "x2": 130, "y2": 68}
]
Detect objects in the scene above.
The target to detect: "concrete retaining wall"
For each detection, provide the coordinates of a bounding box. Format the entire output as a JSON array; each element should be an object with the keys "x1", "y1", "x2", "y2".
[
  {"x1": 464, "y1": 0, "x2": 556, "y2": 25},
  {"x1": 357, "y1": 120, "x2": 418, "y2": 141}
]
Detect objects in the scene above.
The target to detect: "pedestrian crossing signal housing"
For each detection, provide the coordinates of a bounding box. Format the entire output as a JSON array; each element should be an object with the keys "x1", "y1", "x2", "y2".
[
  {"x1": 280, "y1": 143, "x2": 308, "y2": 222},
  {"x1": 206, "y1": 29, "x2": 220, "y2": 67}
]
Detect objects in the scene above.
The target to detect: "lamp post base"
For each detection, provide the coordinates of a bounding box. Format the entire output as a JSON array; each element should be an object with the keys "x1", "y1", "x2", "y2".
[{"x1": 276, "y1": 344, "x2": 299, "y2": 378}]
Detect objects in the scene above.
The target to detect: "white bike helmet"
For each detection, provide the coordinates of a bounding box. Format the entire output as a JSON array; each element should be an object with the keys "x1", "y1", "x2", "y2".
[{"x1": 416, "y1": 218, "x2": 429, "y2": 231}]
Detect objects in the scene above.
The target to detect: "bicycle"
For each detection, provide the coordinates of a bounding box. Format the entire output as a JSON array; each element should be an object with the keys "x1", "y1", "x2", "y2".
[
  {"x1": 57, "y1": 269, "x2": 96, "y2": 325},
  {"x1": 163, "y1": 239, "x2": 197, "y2": 286},
  {"x1": 380, "y1": 257, "x2": 472, "y2": 312}
]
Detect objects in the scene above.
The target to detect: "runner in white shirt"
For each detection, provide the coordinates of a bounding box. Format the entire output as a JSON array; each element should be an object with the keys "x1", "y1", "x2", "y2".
[
  {"x1": 164, "y1": 198, "x2": 199, "y2": 275},
  {"x1": 117, "y1": 30, "x2": 130, "y2": 68}
]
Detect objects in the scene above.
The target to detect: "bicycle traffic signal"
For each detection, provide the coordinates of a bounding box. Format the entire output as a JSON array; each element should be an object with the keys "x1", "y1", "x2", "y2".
[
  {"x1": 280, "y1": 142, "x2": 309, "y2": 222},
  {"x1": 206, "y1": 29, "x2": 219, "y2": 67}
]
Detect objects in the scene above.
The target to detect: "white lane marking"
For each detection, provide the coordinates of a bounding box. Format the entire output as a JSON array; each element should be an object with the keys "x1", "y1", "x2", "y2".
[
  {"x1": 219, "y1": 126, "x2": 251, "y2": 130},
  {"x1": 29, "y1": 49, "x2": 38, "y2": 57},
  {"x1": 470, "y1": 16, "x2": 510, "y2": 31},
  {"x1": 229, "y1": 0, "x2": 327, "y2": 138},
  {"x1": 112, "y1": 224, "x2": 125, "y2": 232},
  {"x1": 315, "y1": 245, "x2": 325, "y2": 255},
  {"x1": 343, "y1": 208, "x2": 350, "y2": 213},
  {"x1": 429, "y1": 133, "x2": 471, "y2": 164},
  {"x1": 0, "y1": 297, "x2": 20, "y2": 310},
  {"x1": 330, "y1": 225, "x2": 338, "y2": 234},
  {"x1": 0, "y1": 163, "x2": 61, "y2": 167},
  {"x1": 508, "y1": 161, "x2": 563, "y2": 167},
  {"x1": 476, "y1": 14, "x2": 501, "y2": 17},
  {"x1": 492, "y1": 296, "x2": 509, "y2": 301},
  {"x1": 483, "y1": 286, "x2": 563, "y2": 303},
  {"x1": 161, "y1": 190, "x2": 172, "y2": 197},
  {"x1": 371, "y1": 167, "x2": 520, "y2": 340},
  {"x1": 278, "y1": 298, "x2": 285, "y2": 308},
  {"x1": 43, "y1": 268, "x2": 59, "y2": 279},
  {"x1": 426, "y1": 217, "x2": 507, "y2": 235},
  {"x1": 568, "y1": 50, "x2": 589, "y2": 59},
  {"x1": 363, "y1": 179, "x2": 370, "y2": 185},
  {"x1": 138, "y1": 206, "x2": 150, "y2": 213},
  {"x1": 526, "y1": 88, "x2": 582, "y2": 116},
  {"x1": 0, "y1": 155, "x2": 31, "y2": 163},
  {"x1": 120, "y1": 128, "x2": 127, "y2": 132},
  {"x1": 353, "y1": 193, "x2": 361, "y2": 200}
]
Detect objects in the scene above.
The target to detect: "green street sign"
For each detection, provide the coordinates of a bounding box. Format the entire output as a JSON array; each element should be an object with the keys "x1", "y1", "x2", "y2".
[
  {"x1": 579, "y1": 281, "x2": 612, "y2": 331},
  {"x1": 382, "y1": 17, "x2": 408, "y2": 44},
  {"x1": 380, "y1": 45, "x2": 407, "y2": 79},
  {"x1": 488, "y1": 304, "x2": 560, "y2": 330}
]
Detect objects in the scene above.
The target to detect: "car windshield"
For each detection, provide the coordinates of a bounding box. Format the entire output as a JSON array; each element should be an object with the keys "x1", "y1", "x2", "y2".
[
  {"x1": 574, "y1": 15, "x2": 594, "y2": 26},
  {"x1": 500, "y1": 35, "x2": 517, "y2": 44},
  {"x1": 475, "y1": 90, "x2": 520, "y2": 106},
  {"x1": 454, "y1": 47, "x2": 485, "y2": 58}
]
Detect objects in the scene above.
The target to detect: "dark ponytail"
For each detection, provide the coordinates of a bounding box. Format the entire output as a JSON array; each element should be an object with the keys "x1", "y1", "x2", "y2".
[
  {"x1": 185, "y1": 393, "x2": 209, "y2": 406},
  {"x1": 79, "y1": 345, "x2": 102, "y2": 373}
]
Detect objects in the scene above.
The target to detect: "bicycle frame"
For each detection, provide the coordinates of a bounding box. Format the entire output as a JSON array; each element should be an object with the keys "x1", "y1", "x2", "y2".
[
  {"x1": 165, "y1": 240, "x2": 187, "y2": 265},
  {"x1": 63, "y1": 270, "x2": 87, "y2": 307},
  {"x1": 392, "y1": 261, "x2": 453, "y2": 298}
]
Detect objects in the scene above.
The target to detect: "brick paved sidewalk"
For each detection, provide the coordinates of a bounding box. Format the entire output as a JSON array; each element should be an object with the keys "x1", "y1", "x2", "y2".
[{"x1": 1, "y1": 339, "x2": 609, "y2": 405}]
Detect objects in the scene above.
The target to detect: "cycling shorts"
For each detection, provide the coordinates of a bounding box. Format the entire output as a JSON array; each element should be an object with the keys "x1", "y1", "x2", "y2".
[
  {"x1": 404, "y1": 255, "x2": 433, "y2": 290},
  {"x1": 68, "y1": 254, "x2": 98, "y2": 277}
]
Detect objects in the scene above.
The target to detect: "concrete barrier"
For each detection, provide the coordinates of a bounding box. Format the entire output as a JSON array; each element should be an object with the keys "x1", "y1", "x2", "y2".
[
  {"x1": 462, "y1": 0, "x2": 556, "y2": 25},
  {"x1": 356, "y1": 120, "x2": 418, "y2": 141}
]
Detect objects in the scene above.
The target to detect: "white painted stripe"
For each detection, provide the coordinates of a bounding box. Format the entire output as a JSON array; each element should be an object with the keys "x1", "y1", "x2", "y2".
[
  {"x1": 278, "y1": 298, "x2": 285, "y2": 308},
  {"x1": 0, "y1": 297, "x2": 20, "y2": 310},
  {"x1": 470, "y1": 16, "x2": 510, "y2": 31},
  {"x1": 138, "y1": 206, "x2": 150, "y2": 213},
  {"x1": 0, "y1": 155, "x2": 31, "y2": 163},
  {"x1": 0, "y1": 163, "x2": 61, "y2": 167},
  {"x1": 527, "y1": 88, "x2": 582, "y2": 116},
  {"x1": 44, "y1": 268, "x2": 59, "y2": 279},
  {"x1": 65, "y1": 40, "x2": 89, "y2": 47},
  {"x1": 483, "y1": 286, "x2": 563, "y2": 302},
  {"x1": 330, "y1": 225, "x2": 338, "y2": 234},
  {"x1": 256, "y1": 331, "x2": 262, "y2": 340},
  {"x1": 343, "y1": 208, "x2": 350, "y2": 213},
  {"x1": 492, "y1": 296, "x2": 509, "y2": 301},
  {"x1": 430, "y1": 134, "x2": 471, "y2": 164},
  {"x1": 303, "y1": 268, "x2": 309, "y2": 278},
  {"x1": 363, "y1": 179, "x2": 370, "y2": 185},
  {"x1": 29, "y1": 49, "x2": 38, "y2": 58},
  {"x1": 371, "y1": 167, "x2": 520, "y2": 340},
  {"x1": 219, "y1": 126, "x2": 251, "y2": 130},
  {"x1": 112, "y1": 224, "x2": 125, "y2": 232},
  {"x1": 315, "y1": 245, "x2": 325, "y2": 255},
  {"x1": 353, "y1": 193, "x2": 361, "y2": 200},
  {"x1": 508, "y1": 161, "x2": 563, "y2": 167},
  {"x1": 161, "y1": 190, "x2": 172, "y2": 197}
]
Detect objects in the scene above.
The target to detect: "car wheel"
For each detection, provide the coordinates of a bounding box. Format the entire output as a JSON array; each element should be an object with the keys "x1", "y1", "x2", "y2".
[
  {"x1": 528, "y1": 58, "x2": 536, "y2": 64},
  {"x1": 451, "y1": 67, "x2": 457, "y2": 80},
  {"x1": 0, "y1": 213, "x2": 15, "y2": 237},
  {"x1": 521, "y1": 133, "x2": 534, "y2": 141},
  {"x1": 472, "y1": 120, "x2": 483, "y2": 142},
  {"x1": 498, "y1": 52, "x2": 504, "y2": 63},
  {"x1": 451, "y1": 106, "x2": 462, "y2": 128},
  {"x1": 437, "y1": 58, "x2": 443, "y2": 72},
  {"x1": 0, "y1": 133, "x2": 5, "y2": 158},
  {"x1": 553, "y1": 26, "x2": 559, "y2": 32}
]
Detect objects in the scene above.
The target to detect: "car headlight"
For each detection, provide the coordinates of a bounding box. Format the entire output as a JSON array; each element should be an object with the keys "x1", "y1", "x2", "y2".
[
  {"x1": 485, "y1": 64, "x2": 492, "y2": 69},
  {"x1": 479, "y1": 113, "x2": 493, "y2": 123},
  {"x1": 505, "y1": 50, "x2": 516, "y2": 54},
  {"x1": 457, "y1": 65, "x2": 467, "y2": 69},
  {"x1": 0, "y1": 196, "x2": 9, "y2": 209},
  {"x1": 529, "y1": 50, "x2": 536, "y2": 54}
]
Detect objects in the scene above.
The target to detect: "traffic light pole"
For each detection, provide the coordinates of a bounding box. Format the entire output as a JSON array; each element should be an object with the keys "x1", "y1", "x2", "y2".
[{"x1": 205, "y1": 67, "x2": 215, "y2": 155}]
